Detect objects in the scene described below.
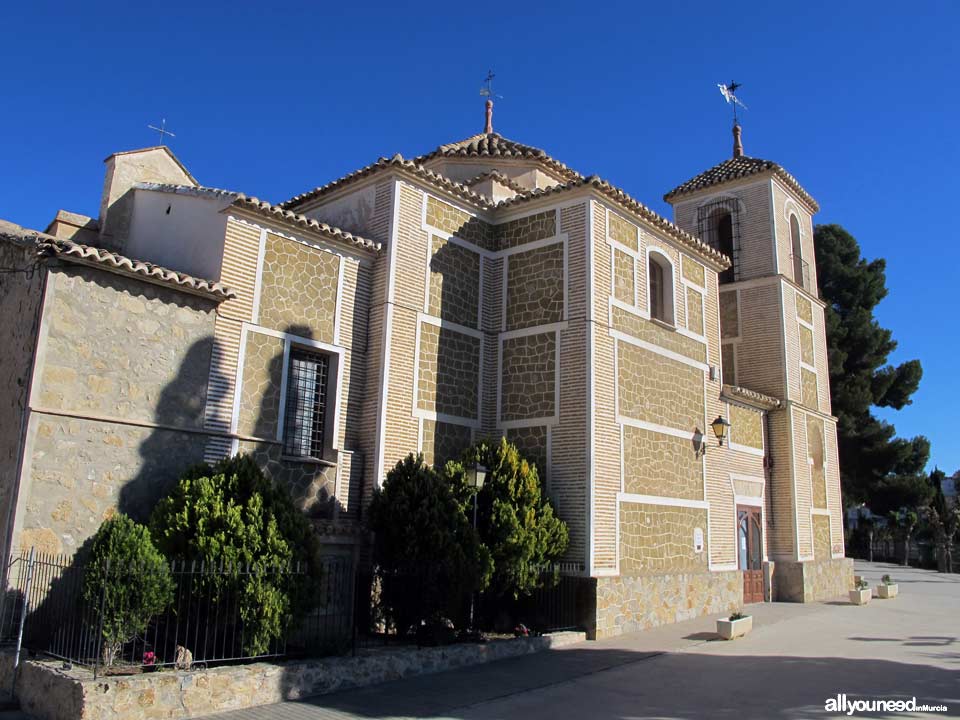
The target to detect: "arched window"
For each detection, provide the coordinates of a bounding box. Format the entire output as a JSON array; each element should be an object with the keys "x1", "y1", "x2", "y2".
[
  {"x1": 715, "y1": 211, "x2": 735, "y2": 284},
  {"x1": 648, "y1": 251, "x2": 674, "y2": 325},
  {"x1": 790, "y1": 214, "x2": 805, "y2": 288},
  {"x1": 698, "y1": 201, "x2": 739, "y2": 284}
]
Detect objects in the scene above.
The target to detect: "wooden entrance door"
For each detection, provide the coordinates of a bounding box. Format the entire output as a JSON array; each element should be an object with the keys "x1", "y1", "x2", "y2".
[{"x1": 737, "y1": 506, "x2": 764, "y2": 604}]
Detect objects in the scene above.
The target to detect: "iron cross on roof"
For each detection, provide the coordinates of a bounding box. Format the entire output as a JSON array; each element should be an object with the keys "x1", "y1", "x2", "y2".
[
  {"x1": 480, "y1": 70, "x2": 503, "y2": 134},
  {"x1": 717, "y1": 82, "x2": 748, "y2": 123},
  {"x1": 148, "y1": 118, "x2": 176, "y2": 145}
]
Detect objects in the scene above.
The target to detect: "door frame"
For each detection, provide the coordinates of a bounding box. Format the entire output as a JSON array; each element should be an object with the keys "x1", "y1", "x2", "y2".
[{"x1": 737, "y1": 503, "x2": 765, "y2": 603}]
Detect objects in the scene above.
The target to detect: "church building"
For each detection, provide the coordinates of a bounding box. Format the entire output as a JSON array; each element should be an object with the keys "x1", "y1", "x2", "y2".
[{"x1": 0, "y1": 103, "x2": 851, "y2": 638}]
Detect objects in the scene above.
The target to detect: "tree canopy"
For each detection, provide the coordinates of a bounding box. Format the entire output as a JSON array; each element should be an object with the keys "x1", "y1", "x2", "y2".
[{"x1": 814, "y1": 224, "x2": 926, "y2": 506}]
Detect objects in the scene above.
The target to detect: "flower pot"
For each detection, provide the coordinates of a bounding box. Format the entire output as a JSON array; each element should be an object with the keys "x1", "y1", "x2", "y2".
[
  {"x1": 877, "y1": 583, "x2": 898, "y2": 599},
  {"x1": 849, "y1": 589, "x2": 871, "y2": 605},
  {"x1": 717, "y1": 615, "x2": 753, "y2": 640}
]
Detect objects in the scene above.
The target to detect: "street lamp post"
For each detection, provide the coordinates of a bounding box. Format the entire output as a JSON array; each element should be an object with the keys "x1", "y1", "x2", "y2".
[{"x1": 468, "y1": 462, "x2": 487, "y2": 630}]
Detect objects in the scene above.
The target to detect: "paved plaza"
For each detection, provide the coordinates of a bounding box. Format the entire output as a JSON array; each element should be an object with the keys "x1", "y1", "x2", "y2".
[{"x1": 192, "y1": 562, "x2": 959, "y2": 720}]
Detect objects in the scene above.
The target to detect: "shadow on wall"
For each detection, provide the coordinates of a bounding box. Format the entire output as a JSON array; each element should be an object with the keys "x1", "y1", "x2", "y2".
[
  {"x1": 120, "y1": 324, "x2": 358, "y2": 525},
  {"x1": 243, "y1": 324, "x2": 347, "y2": 521},
  {"x1": 118, "y1": 336, "x2": 218, "y2": 523},
  {"x1": 275, "y1": 649, "x2": 960, "y2": 720}
]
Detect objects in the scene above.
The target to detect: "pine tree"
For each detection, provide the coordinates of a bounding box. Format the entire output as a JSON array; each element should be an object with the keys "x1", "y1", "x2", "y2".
[{"x1": 814, "y1": 224, "x2": 926, "y2": 506}]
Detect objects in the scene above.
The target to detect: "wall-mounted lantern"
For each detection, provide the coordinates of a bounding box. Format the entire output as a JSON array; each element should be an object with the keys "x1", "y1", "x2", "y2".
[{"x1": 711, "y1": 415, "x2": 731, "y2": 446}]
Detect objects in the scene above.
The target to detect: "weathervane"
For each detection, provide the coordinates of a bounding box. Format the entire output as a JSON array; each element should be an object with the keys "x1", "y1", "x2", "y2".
[
  {"x1": 148, "y1": 118, "x2": 175, "y2": 145},
  {"x1": 480, "y1": 70, "x2": 503, "y2": 134},
  {"x1": 717, "y1": 82, "x2": 748, "y2": 124}
]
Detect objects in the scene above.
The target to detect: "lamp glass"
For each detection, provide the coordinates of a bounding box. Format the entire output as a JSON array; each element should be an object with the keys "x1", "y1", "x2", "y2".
[
  {"x1": 711, "y1": 416, "x2": 730, "y2": 441},
  {"x1": 471, "y1": 463, "x2": 488, "y2": 489}
]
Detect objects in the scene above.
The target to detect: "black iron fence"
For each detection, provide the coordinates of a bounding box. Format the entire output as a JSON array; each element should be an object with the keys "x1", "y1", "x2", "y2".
[
  {"x1": 1, "y1": 549, "x2": 584, "y2": 678},
  {"x1": 1, "y1": 549, "x2": 355, "y2": 677}
]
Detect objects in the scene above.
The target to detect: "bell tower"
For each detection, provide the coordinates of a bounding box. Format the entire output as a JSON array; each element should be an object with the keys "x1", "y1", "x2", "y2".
[{"x1": 664, "y1": 123, "x2": 852, "y2": 600}]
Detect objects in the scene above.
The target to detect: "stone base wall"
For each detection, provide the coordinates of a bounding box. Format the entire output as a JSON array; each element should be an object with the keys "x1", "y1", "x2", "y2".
[
  {"x1": 773, "y1": 557, "x2": 853, "y2": 602},
  {"x1": 15, "y1": 632, "x2": 585, "y2": 720},
  {"x1": 594, "y1": 570, "x2": 742, "y2": 639}
]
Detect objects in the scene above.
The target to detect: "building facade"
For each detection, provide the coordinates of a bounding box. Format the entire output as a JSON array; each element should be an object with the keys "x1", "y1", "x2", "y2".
[{"x1": 0, "y1": 117, "x2": 851, "y2": 638}]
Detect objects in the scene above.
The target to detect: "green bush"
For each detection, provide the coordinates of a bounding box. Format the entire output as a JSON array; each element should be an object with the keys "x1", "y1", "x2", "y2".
[
  {"x1": 82, "y1": 514, "x2": 174, "y2": 666},
  {"x1": 368, "y1": 454, "x2": 492, "y2": 633},
  {"x1": 447, "y1": 438, "x2": 569, "y2": 599},
  {"x1": 149, "y1": 454, "x2": 318, "y2": 655}
]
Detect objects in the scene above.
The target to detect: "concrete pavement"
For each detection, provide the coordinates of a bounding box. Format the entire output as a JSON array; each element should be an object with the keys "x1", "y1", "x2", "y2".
[{"x1": 194, "y1": 562, "x2": 960, "y2": 719}]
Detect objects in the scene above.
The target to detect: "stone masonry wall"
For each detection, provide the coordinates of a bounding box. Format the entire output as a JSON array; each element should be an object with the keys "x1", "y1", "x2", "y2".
[
  {"x1": 813, "y1": 514, "x2": 831, "y2": 561},
  {"x1": 774, "y1": 558, "x2": 853, "y2": 602},
  {"x1": 500, "y1": 332, "x2": 556, "y2": 421},
  {"x1": 420, "y1": 419, "x2": 472, "y2": 469},
  {"x1": 728, "y1": 402, "x2": 763, "y2": 450},
  {"x1": 428, "y1": 235, "x2": 480, "y2": 328},
  {"x1": 0, "y1": 238, "x2": 44, "y2": 560},
  {"x1": 258, "y1": 233, "x2": 340, "y2": 344},
  {"x1": 417, "y1": 323, "x2": 480, "y2": 420},
  {"x1": 611, "y1": 306, "x2": 707, "y2": 364},
  {"x1": 15, "y1": 267, "x2": 218, "y2": 554},
  {"x1": 622, "y1": 426, "x2": 701, "y2": 500},
  {"x1": 595, "y1": 570, "x2": 740, "y2": 639},
  {"x1": 505, "y1": 242, "x2": 564, "y2": 330},
  {"x1": 617, "y1": 343, "x2": 703, "y2": 430},
  {"x1": 619, "y1": 502, "x2": 709, "y2": 575}
]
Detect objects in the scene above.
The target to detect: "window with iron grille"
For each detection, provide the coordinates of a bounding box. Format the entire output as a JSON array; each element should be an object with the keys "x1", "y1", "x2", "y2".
[
  {"x1": 697, "y1": 200, "x2": 741, "y2": 283},
  {"x1": 282, "y1": 348, "x2": 330, "y2": 459}
]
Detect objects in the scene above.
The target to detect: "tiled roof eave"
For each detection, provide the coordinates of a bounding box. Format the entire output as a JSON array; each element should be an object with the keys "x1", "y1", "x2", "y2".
[
  {"x1": 36, "y1": 238, "x2": 236, "y2": 301},
  {"x1": 135, "y1": 182, "x2": 383, "y2": 255},
  {"x1": 721, "y1": 384, "x2": 782, "y2": 410},
  {"x1": 664, "y1": 160, "x2": 819, "y2": 213},
  {"x1": 280, "y1": 155, "x2": 499, "y2": 214},
  {"x1": 496, "y1": 177, "x2": 732, "y2": 271},
  {"x1": 229, "y1": 196, "x2": 382, "y2": 254}
]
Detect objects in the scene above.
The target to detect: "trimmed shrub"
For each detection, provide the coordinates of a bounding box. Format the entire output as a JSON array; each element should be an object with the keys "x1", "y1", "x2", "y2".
[
  {"x1": 368, "y1": 454, "x2": 492, "y2": 633},
  {"x1": 447, "y1": 437, "x2": 569, "y2": 599},
  {"x1": 82, "y1": 514, "x2": 174, "y2": 666},
  {"x1": 149, "y1": 454, "x2": 318, "y2": 656}
]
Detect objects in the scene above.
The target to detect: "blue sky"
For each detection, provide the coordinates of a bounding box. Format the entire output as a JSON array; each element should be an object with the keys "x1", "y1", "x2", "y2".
[{"x1": 3, "y1": 1, "x2": 957, "y2": 474}]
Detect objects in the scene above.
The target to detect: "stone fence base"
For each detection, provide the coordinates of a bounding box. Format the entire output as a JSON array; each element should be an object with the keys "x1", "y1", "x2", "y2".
[
  {"x1": 592, "y1": 570, "x2": 742, "y2": 639},
  {"x1": 773, "y1": 558, "x2": 854, "y2": 602},
  {"x1": 10, "y1": 631, "x2": 585, "y2": 720}
]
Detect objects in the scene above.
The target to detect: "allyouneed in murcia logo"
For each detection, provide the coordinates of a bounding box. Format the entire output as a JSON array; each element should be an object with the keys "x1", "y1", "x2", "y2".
[{"x1": 825, "y1": 694, "x2": 948, "y2": 715}]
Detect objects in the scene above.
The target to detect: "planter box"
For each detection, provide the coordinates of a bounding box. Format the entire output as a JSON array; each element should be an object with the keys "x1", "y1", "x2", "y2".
[
  {"x1": 877, "y1": 583, "x2": 898, "y2": 599},
  {"x1": 849, "y1": 588, "x2": 871, "y2": 605},
  {"x1": 717, "y1": 615, "x2": 753, "y2": 640}
]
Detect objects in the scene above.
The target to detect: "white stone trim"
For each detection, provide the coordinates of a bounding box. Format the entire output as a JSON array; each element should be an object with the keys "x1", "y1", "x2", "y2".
[
  {"x1": 333, "y1": 254, "x2": 345, "y2": 346},
  {"x1": 609, "y1": 329, "x2": 709, "y2": 372},
  {"x1": 251, "y1": 227, "x2": 268, "y2": 323},
  {"x1": 227, "y1": 213, "x2": 370, "y2": 266},
  {"x1": 374, "y1": 179, "x2": 402, "y2": 486},
  {"x1": 645, "y1": 246, "x2": 677, "y2": 327},
  {"x1": 586, "y1": 200, "x2": 596, "y2": 576},
  {"x1": 416, "y1": 312, "x2": 484, "y2": 339},
  {"x1": 238, "y1": 324, "x2": 346, "y2": 454},
  {"x1": 499, "y1": 321, "x2": 568, "y2": 340},
  {"x1": 728, "y1": 441, "x2": 765, "y2": 458},
  {"x1": 616, "y1": 414, "x2": 698, "y2": 441},
  {"x1": 617, "y1": 493, "x2": 709, "y2": 510},
  {"x1": 810, "y1": 508, "x2": 832, "y2": 516},
  {"x1": 496, "y1": 319, "x2": 562, "y2": 430},
  {"x1": 412, "y1": 408, "x2": 482, "y2": 429}
]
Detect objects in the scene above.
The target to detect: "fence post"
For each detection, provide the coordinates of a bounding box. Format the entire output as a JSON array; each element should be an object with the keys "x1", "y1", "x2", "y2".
[
  {"x1": 94, "y1": 557, "x2": 109, "y2": 680},
  {"x1": 350, "y1": 547, "x2": 359, "y2": 657},
  {"x1": 11, "y1": 547, "x2": 36, "y2": 695}
]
